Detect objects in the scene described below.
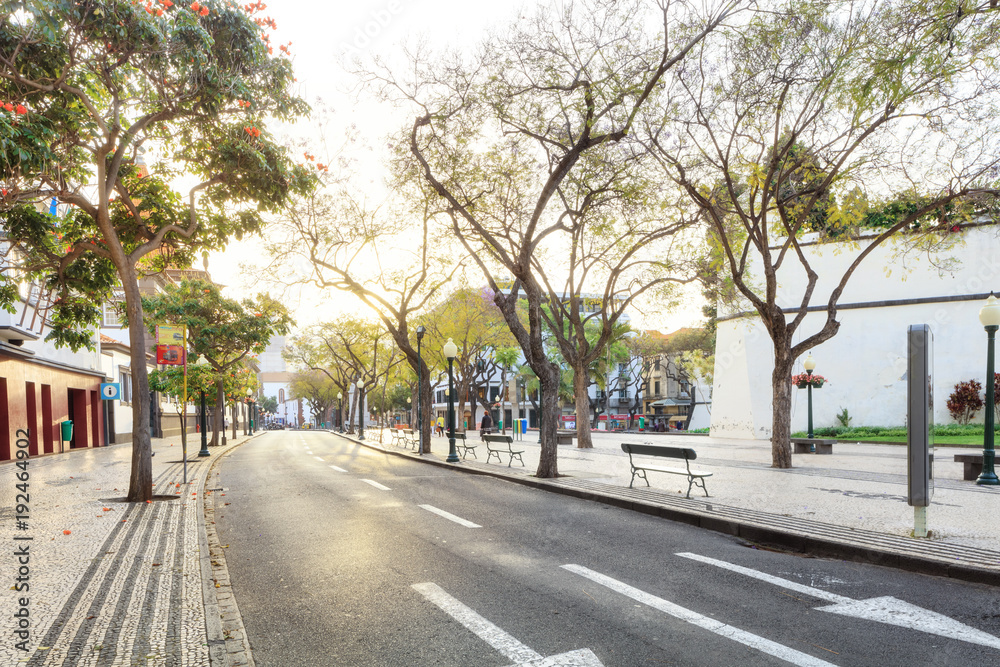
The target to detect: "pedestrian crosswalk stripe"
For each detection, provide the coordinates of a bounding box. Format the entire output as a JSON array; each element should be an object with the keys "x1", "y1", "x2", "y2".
[
  {"x1": 562, "y1": 564, "x2": 837, "y2": 667},
  {"x1": 412, "y1": 583, "x2": 541, "y2": 663}
]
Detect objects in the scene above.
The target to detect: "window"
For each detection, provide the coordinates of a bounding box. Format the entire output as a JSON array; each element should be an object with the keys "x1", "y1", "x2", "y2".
[
  {"x1": 119, "y1": 369, "x2": 132, "y2": 403},
  {"x1": 654, "y1": 381, "x2": 660, "y2": 396},
  {"x1": 103, "y1": 301, "x2": 122, "y2": 327},
  {"x1": 654, "y1": 358, "x2": 660, "y2": 371}
]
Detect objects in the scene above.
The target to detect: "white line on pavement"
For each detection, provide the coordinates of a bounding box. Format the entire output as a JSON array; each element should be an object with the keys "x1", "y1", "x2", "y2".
[
  {"x1": 412, "y1": 583, "x2": 542, "y2": 664},
  {"x1": 675, "y1": 553, "x2": 849, "y2": 603},
  {"x1": 418, "y1": 504, "x2": 482, "y2": 528},
  {"x1": 360, "y1": 479, "x2": 391, "y2": 491},
  {"x1": 561, "y1": 564, "x2": 837, "y2": 667},
  {"x1": 329, "y1": 465, "x2": 348, "y2": 473},
  {"x1": 677, "y1": 552, "x2": 1000, "y2": 650},
  {"x1": 314, "y1": 456, "x2": 324, "y2": 462}
]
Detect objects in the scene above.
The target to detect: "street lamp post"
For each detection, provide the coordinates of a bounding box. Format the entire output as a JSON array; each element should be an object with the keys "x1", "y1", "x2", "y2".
[
  {"x1": 804, "y1": 354, "x2": 817, "y2": 453},
  {"x1": 355, "y1": 380, "x2": 365, "y2": 441},
  {"x1": 444, "y1": 338, "x2": 459, "y2": 462},
  {"x1": 978, "y1": 294, "x2": 1000, "y2": 485},
  {"x1": 195, "y1": 356, "x2": 211, "y2": 457},
  {"x1": 337, "y1": 392, "x2": 343, "y2": 433},
  {"x1": 245, "y1": 388, "x2": 254, "y2": 435},
  {"x1": 416, "y1": 325, "x2": 426, "y2": 455}
]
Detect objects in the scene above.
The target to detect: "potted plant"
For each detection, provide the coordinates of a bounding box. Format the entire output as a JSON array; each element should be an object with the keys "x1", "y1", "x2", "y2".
[{"x1": 791, "y1": 373, "x2": 826, "y2": 389}]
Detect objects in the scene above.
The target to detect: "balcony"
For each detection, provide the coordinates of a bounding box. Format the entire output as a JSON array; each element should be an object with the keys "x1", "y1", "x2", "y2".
[{"x1": 0, "y1": 285, "x2": 51, "y2": 344}]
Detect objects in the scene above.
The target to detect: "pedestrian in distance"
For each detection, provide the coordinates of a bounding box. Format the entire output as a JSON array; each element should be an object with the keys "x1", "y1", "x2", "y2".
[
  {"x1": 480, "y1": 411, "x2": 492, "y2": 436},
  {"x1": 436, "y1": 416, "x2": 444, "y2": 437}
]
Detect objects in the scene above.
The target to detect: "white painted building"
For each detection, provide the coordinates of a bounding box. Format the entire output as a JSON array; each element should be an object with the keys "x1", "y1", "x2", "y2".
[{"x1": 711, "y1": 224, "x2": 1000, "y2": 439}]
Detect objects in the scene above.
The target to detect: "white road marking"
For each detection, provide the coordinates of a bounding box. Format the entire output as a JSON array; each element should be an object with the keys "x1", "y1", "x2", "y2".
[
  {"x1": 329, "y1": 465, "x2": 348, "y2": 473},
  {"x1": 412, "y1": 583, "x2": 604, "y2": 666},
  {"x1": 360, "y1": 479, "x2": 391, "y2": 491},
  {"x1": 675, "y1": 552, "x2": 849, "y2": 603},
  {"x1": 418, "y1": 504, "x2": 481, "y2": 528},
  {"x1": 314, "y1": 456, "x2": 324, "y2": 461},
  {"x1": 413, "y1": 582, "x2": 542, "y2": 663},
  {"x1": 504, "y1": 649, "x2": 604, "y2": 666},
  {"x1": 562, "y1": 564, "x2": 837, "y2": 667},
  {"x1": 676, "y1": 552, "x2": 1000, "y2": 650}
]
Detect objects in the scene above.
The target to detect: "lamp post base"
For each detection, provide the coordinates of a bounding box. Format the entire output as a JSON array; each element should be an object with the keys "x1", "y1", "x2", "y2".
[{"x1": 976, "y1": 450, "x2": 999, "y2": 485}]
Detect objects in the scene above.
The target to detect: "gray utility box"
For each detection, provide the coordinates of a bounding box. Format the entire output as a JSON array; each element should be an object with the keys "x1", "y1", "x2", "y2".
[{"x1": 907, "y1": 324, "x2": 934, "y2": 507}]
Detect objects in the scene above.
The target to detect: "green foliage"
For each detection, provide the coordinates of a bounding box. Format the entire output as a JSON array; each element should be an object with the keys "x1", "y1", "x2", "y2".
[
  {"x1": 149, "y1": 364, "x2": 217, "y2": 402},
  {"x1": 0, "y1": 0, "x2": 314, "y2": 344},
  {"x1": 142, "y1": 278, "x2": 292, "y2": 368},
  {"x1": 835, "y1": 407, "x2": 853, "y2": 428}
]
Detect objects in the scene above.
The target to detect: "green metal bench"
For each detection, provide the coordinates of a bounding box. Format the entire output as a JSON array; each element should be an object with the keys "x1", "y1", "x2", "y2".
[
  {"x1": 484, "y1": 434, "x2": 524, "y2": 467},
  {"x1": 621, "y1": 443, "x2": 711, "y2": 498},
  {"x1": 453, "y1": 432, "x2": 477, "y2": 459}
]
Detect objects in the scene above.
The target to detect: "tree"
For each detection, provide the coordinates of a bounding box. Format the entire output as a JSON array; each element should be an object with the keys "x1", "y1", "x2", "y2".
[
  {"x1": 0, "y1": 1, "x2": 310, "y2": 499},
  {"x1": 645, "y1": 0, "x2": 1000, "y2": 466},
  {"x1": 425, "y1": 287, "x2": 518, "y2": 432},
  {"x1": 286, "y1": 318, "x2": 403, "y2": 433},
  {"x1": 148, "y1": 362, "x2": 215, "y2": 454},
  {"x1": 259, "y1": 395, "x2": 278, "y2": 414},
  {"x1": 142, "y1": 279, "x2": 292, "y2": 445},
  {"x1": 289, "y1": 370, "x2": 339, "y2": 426},
  {"x1": 266, "y1": 184, "x2": 459, "y2": 452},
  {"x1": 372, "y1": 0, "x2": 745, "y2": 476}
]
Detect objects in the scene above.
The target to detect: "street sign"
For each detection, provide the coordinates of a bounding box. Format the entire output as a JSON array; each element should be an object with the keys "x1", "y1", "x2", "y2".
[
  {"x1": 100, "y1": 383, "x2": 121, "y2": 400},
  {"x1": 156, "y1": 345, "x2": 185, "y2": 366},
  {"x1": 907, "y1": 324, "x2": 934, "y2": 508},
  {"x1": 156, "y1": 324, "x2": 185, "y2": 346}
]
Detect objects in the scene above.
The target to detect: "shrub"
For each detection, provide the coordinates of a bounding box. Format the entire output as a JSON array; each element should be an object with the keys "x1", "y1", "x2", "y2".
[
  {"x1": 947, "y1": 380, "x2": 984, "y2": 425},
  {"x1": 835, "y1": 407, "x2": 853, "y2": 428}
]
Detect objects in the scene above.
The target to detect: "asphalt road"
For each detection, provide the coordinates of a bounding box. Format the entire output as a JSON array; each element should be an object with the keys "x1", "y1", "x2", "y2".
[{"x1": 213, "y1": 430, "x2": 1000, "y2": 666}]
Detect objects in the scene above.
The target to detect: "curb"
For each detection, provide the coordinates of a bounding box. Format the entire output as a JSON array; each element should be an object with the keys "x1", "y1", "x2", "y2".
[
  {"x1": 334, "y1": 432, "x2": 1000, "y2": 588},
  {"x1": 199, "y1": 435, "x2": 263, "y2": 667}
]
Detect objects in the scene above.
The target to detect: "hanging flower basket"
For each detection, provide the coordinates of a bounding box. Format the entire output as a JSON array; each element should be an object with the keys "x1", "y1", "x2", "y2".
[{"x1": 792, "y1": 373, "x2": 826, "y2": 389}]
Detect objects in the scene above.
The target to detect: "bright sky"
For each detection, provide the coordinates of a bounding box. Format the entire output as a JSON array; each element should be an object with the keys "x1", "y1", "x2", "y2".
[{"x1": 206, "y1": 0, "x2": 707, "y2": 336}]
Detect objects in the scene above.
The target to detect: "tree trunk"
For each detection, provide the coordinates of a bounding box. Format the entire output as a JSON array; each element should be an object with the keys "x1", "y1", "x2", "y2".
[
  {"x1": 122, "y1": 268, "x2": 153, "y2": 502},
  {"x1": 232, "y1": 403, "x2": 238, "y2": 440},
  {"x1": 212, "y1": 380, "x2": 224, "y2": 446},
  {"x1": 771, "y1": 348, "x2": 794, "y2": 469},
  {"x1": 535, "y1": 359, "x2": 561, "y2": 478},
  {"x1": 573, "y1": 365, "x2": 593, "y2": 448},
  {"x1": 347, "y1": 392, "x2": 357, "y2": 434},
  {"x1": 420, "y1": 368, "x2": 432, "y2": 453}
]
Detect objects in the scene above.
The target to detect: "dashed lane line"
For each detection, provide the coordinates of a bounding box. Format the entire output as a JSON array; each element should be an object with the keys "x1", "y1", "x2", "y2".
[
  {"x1": 561, "y1": 564, "x2": 837, "y2": 667},
  {"x1": 418, "y1": 504, "x2": 482, "y2": 528},
  {"x1": 329, "y1": 465, "x2": 348, "y2": 473},
  {"x1": 361, "y1": 479, "x2": 392, "y2": 491},
  {"x1": 314, "y1": 456, "x2": 324, "y2": 461}
]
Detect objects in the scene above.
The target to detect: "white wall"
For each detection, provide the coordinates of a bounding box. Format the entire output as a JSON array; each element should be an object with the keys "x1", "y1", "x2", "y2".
[{"x1": 712, "y1": 225, "x2": 1000, "y2": 438}]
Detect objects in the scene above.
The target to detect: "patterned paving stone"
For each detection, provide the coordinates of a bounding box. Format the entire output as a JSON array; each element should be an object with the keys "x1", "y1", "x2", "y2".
[{"x1": 1, "y1": 435, "x2": 258, "y2": 667}]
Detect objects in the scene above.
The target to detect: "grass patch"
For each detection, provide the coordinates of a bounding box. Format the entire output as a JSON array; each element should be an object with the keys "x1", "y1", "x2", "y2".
[{"x1": 791, "y1": 424, "x2": 991, "y2": 445}]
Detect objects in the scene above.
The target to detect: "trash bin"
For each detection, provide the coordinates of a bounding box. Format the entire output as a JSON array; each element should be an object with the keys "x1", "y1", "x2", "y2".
[
  {"x1": 639, "y1": 416, "x2": 645, "y2": 431},
  {"x1": 61, "y1": 420, "x2": 73, "y2": 442},
  {"x1": 520, "y1": 418, "x2": 528, "y2": 433}
]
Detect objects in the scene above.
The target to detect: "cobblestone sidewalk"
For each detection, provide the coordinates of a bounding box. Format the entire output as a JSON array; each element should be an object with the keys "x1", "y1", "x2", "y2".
[{"x1": 1, "y1": 435, "x2": 254, "y2": 666}]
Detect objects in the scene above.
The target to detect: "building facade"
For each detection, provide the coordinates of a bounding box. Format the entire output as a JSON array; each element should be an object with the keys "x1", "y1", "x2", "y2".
[{"x1": 711, "y1": 224, "x2": 1000, "y2": 438}]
